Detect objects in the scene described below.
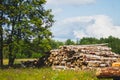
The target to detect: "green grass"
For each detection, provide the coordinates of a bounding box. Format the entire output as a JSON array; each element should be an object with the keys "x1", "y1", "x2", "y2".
[
  {"x1": 1, "y1": 59, "x2": 112, "y2": 80},
  {"x1": 0, "y1": 68, "x2": 112, "y2": 80}
]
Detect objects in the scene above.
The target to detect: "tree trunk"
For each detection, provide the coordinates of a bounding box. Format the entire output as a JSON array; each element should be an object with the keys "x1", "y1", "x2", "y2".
[
  {"x1": 0, "y1": 27, "x2": 3, "y2": 68},
  {"x1": 8, "y1": 54, "x2": 15, "y2": 67},
  {"x1": 96, "y1": 67, "x2": 120, "y2": 78},
  {"x1": 8, "y1": 36, "x2": 15, "y2": 67},
  {"x1": 0, "y1": 1, "x2": 3, "y2": 68},
  {"x1": 8, "y1": 22, "x2": 16, "y2": 67}
]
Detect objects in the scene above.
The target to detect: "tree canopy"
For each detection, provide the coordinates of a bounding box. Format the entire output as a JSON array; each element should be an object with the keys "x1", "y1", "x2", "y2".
[{"x1": 0, "y1": 0, "x2": 54, "y2": 67}]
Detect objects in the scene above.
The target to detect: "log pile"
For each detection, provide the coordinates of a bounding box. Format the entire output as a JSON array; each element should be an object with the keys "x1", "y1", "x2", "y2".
[{"x1": 45, "y1": 44, "x2": 120, "y2": 70}]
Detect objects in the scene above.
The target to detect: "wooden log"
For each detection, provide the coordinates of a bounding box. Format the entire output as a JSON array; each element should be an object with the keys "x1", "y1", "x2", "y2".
[
  {"x1": 96, "y1": 67, "x2": 120, "y2": 78},
  {"x1": 112, "y1": 62, "x2": 120, "y2": 67},
  {"x1": 52, "y1": 65, "x2": 68, "y2": 70}
]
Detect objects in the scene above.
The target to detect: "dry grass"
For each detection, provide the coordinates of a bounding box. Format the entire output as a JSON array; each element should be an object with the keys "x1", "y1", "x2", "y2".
[{"x1": 3, "y1": 58, "x2": 37, "y2": 65}]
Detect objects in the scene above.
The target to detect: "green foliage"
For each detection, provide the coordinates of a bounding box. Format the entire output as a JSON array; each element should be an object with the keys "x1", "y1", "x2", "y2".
[
  {"x1": 31, "y1": 53, "x2": 43, "y2": 58},
  {"x1": 100, "y1": 36, "x2": 120, "y2": 54},
  {"x1": 80, "y1": 37, "x2": 100, "y2": 45},
  {"x1": 65, "y1": 39, "x2": 75, "y2": 45},
  {"x1": 49, "y1": 39, "x2": 64, "y2": 49},
  {"x1": 16, "y1": 53, "x2": 27, "y2": 59}
]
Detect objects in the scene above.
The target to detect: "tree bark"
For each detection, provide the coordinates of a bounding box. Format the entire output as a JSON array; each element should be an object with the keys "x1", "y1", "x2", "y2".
[
  {"x1": 8, "y1": 54, "x2": 15, "y2": 67},
  {"x1": 0, "y1": 1, "x2": 3, "y2": 68},
  {"x1": 0, "y1": 27, "x2": 3, "y2": 67},
  {"x1": 8, "y1": 21, "x2": 15, "y2": 67},
  {"x1": 96, "y1": 67, "x2": 120, "y2": 78},
  {"x1": 8, "y1": 34, "x2": 15, "y2": 67}
]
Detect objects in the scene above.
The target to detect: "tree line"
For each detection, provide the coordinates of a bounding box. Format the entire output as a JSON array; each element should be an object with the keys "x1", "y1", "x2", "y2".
[{"x1": 63, "y1": 36, "x2": 120, "y2": 54}]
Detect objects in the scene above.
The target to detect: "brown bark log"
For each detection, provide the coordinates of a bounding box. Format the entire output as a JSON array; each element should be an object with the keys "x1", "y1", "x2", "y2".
[{"x1": 96, "y1": 67, "x2": 120, "y2": 78}]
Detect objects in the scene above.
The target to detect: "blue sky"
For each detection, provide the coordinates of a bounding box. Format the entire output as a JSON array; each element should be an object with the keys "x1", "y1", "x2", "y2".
[{"x1": 45, "y1": 0, "x2": 120, "y2": 41}]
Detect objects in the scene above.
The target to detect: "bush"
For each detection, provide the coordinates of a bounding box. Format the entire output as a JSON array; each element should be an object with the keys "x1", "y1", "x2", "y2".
[
  {"x1": 31, "y1": 53, "x2": 43, "y2": 58},
  {"x1": 16, "y1": 53, "x2": 27, "y2": 59}
]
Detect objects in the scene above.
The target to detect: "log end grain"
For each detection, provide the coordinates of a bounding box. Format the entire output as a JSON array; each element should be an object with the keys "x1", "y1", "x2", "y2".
[{"x1": 112, "y1": 62, "x2": 120, "y2": 67}]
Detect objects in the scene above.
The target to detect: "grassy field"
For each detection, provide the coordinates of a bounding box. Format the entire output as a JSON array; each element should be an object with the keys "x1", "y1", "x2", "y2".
[
  {"x1": 0, "y1": 68, "x2": 112, "y2": 80},
  {"x1": 0, "y1": 59, "x2": 112, "y2": 80}
]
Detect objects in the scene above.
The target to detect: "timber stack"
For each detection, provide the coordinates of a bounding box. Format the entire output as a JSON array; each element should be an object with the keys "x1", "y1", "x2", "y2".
[{"x1": 45, "y1": 44, "x2": 120, "y2": 70}]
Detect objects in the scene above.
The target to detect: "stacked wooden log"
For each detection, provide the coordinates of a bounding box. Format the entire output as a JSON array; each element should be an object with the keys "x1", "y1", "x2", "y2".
[
  {"x1": 96, "y1": 67, "x2": 120, "y2": 79},
  {"x1": 96, "y1": 61, "x2": 120, "y2": 79},
  {"x1": 45, "y1": 44, "x2": 120, "y2": 70}
]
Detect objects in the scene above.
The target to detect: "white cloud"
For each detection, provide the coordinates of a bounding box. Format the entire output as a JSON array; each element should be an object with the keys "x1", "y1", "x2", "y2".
[
  {"x1": 51, "y1": 15, "x2": 120, "y2": 41},
  {"x1": 47, "y1": 0, "x2": 96, "y2": 6},
  {"x1": 73, "y1": 31, "x2": 87, "y2": 39},
  {"x1": 86, "y1": 15, "x2": 120, "y2": 38},
  {"x1": 52, "y1": 8, "x2": 62, "y2": 15}
]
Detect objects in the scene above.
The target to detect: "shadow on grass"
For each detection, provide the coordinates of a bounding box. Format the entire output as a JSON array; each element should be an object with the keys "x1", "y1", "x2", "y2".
[
  {"x1": 1, "y1": 64, "x2": 46, "y2": 70},
  {"x1": 1, "y1": 64, "x2": 23, "y2": 69}
]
